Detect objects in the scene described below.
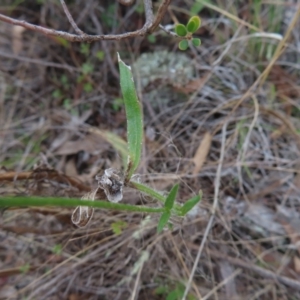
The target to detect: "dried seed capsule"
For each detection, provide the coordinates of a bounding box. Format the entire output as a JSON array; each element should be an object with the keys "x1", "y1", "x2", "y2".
[{"x1": 96, "y1": 168, "x2": 124, "y2": 203}]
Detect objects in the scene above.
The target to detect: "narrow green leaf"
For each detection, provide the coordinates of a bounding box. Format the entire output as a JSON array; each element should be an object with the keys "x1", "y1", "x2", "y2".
[
  {"x1": 101, "y1": 130, "x2": 128, "y2": 169},
  {"x1": 118, "y1": 53, "x2": 143, "y2": 180},
  {"x1": 164, "y1": 184, "x2": 179, "y2": 210},
  {"x1": 175, "y1": 24, "x2": 188, "y2": 37},
  {"x1": 178, "y1": 40, "x2": 189, "y2": 51},
  {"x1": 186, "y1": 16, "x2": 201, "y2": 33},
  {"x1": 157, "y1": 211, "x2": 171, "y2": 233},
  {"x1": 192, "y1": 37, "x2": 201, "y2": 47},
  {"x1": 190, "y1": 2, "x2": 205, "y2": 15},
  {"x1": 89, "y1": 128, "x2": 128, "y2": 169},
  {"x1": 180, "y1": 191, "x2": 202, "y2": 216}
]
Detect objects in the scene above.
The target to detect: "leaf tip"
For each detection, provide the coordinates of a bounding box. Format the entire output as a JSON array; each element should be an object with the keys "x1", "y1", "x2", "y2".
[{"x1": 117, "y1": 52, "x2": 132, "y2": 70}]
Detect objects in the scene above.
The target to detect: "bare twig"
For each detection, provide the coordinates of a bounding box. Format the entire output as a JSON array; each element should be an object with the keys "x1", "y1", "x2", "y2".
[
  {"x1": 0, "y1": 170, "x2": 91, "y2": 192},
  {"x1": 143, "y1": 0, "x2": 154, "y2": 27},
  {"x1": 90, "y1": 13, "x2": 120, "y2": 79},
  {"x1": 159, "y1": 24, "x2": 179, "y2": 37},
  {"x1": 237, "y1": 95, "x2": 259, "y2": 202},
  {"x1": 59, "y1": 0, "x2": 85, "y2": 35},
  {"x1": 148, "y1": 0, "x2": 171, "y2": 31},
  {"x1": 208, "y1": 249, "x2": 300, "y2": 292},
  {"x1": 0, "y1": 0, "x2": 171, "y2": 42},
  {"x1": 182, "y1": 123, "x2": 228, "y2": 300}
]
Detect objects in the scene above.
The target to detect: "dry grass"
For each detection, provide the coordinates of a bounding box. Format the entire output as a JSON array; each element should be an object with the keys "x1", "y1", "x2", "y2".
[{"x1": 1, "y1": 0, "x2": 300, "y2": 299}]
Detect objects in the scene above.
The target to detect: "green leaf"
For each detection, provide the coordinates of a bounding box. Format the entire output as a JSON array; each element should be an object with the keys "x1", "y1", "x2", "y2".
[
  {"x1": 52, "y1": 244, "x2": 62, "y2": 255},
  {"x1": 83, "y1": 82, "x2": 93, "y2": 92},
  {"x1": 118, "y1": 53, "x2": 143, "y2": 180},
  {"x1": 111, "y1": 221, "x2": 127, "y2": 235},
  {"x1": 166, "y1": 288, "x2": 184, "y2": 300},
  {"x1": 80, "y1": 43, "x2": 90, "y2": 56},
  {"x1": 82, "y1": 62, "x2": 94, "y2": 74},
  {"x1": 178, "y1": 40, "x2": 189, "y2": 51},
  {"x1": 180, "y1": 191, "x2": 202, "y2": 216},
  {"x1": 186, "y1": 16, "x2": 201, "y2": 33},
  {"x1": 147, "y1": 34, "x2": 156, "y2": 43},
  {"x1": 54, "y1": 37, "x2": 70, "y2": 48},
  {"x1": 104, "y1": 131, "x2": 128, "y2": 169},
  {"x1": 19, "y1": 263, "x2": 30, "y2": 274},
  {"x1": 96, "y1": 51, "x2": 105, "y2": 61},
  {"x1": 154, "y1": 285, "x2": 168, "y2": 295},
  {"x1": 175, "y1": 24, "x2": 188, "y2": 37},
  {"x1": 192, "y1": 37, "x2": 201, "y2": 47},
  {"x1": 91, "y1": 129, "x2": 128, "y2": 169},
  {"x1": 190, "y1": 0, "x2": 211, "y2": 14},
  {"x1": 164, "y1": 184, "x2": 179, "y2": 210},
  {"x1": 157, "y1": 211, "x2": 171, "y2": 233},
  {"x1": 190, "y1": 3, "x2": 204, "y2": 15}
]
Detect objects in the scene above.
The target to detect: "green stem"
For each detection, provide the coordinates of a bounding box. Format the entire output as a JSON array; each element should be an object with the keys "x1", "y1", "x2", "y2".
[
  {"x1": 130, "y1": 181, "x2": 182, "y2": 214},
  {"x1": 130, "y1": 181, "x2": 166, "y2": 203},
  {"x1": 0, "y1": 197, "x2": 164, "y2": 214}
]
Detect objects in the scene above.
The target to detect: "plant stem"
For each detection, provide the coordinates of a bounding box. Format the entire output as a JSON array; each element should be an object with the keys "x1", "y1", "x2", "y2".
[
  {"x1": 0, "y1": 197, "x2": 164, "y2": 214},
  {"x1": 130, "y1": 181, "x2": 166, "y2": 203},
  {"x1": 130, "y1": 181, "x2": 182, "y2": 214}
]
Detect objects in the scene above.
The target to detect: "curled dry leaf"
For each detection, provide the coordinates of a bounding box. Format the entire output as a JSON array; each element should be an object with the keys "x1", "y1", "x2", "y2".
[
  {"x1": 71, "y1": 188, "x2": 98, "y2": 227},
  {"x1": 192, "y1": 131, "x2": 212, "y2": 175},
  {"x1": 96, "y1": 168, "x2": 124, "y2": 203}
]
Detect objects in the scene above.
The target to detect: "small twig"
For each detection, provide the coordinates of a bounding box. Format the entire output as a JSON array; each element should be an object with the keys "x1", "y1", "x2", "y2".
[
  {"x1": 208, "y1": 249, "x2": 300, "y2": 292},
  {"x1": 149, "y1": 0, "x2": 171, "y2": 32},
  {"x1": 143, "y1": 0, "x2": 154, "y2": 27},
  {"x1": 159, "y1": 24, "x2": 178, "y2": 37},
  {"x1": 59, "y1": 0, "x2": 85, "y2": 35},
  {"x1": 182, "y1": 123, "x2": 228, "y2": 300},
  {"x1": 0, "y1": 170, "x2": 92, "y2": 193},
  {"x1": 237, "y1": 95, "x2": 259, "y2": 202},
  {"x1": 0, "y1": 13, "x2": 144, "y2": 41},
  {"x1": 90, "y1": 12, "x2": 119, "y2": 79},
  {"x1": 202, "y1": 268, "x2": 242, "y2": 300},
  {"x1": 130, "y1": 258, "x2": 144, "y2": 300},
  {"x1": 0, "y1": 0, "x2": 172, "y2": 42}
]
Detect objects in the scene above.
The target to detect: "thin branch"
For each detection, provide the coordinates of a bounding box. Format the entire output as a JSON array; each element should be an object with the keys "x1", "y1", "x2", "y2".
[
  {"x1": 159, "y1": 24, "x2": 179, "y2": 37},
  {"x1": 182, "y1": 123, "x2": 228, "y2": 300},
  {"x1": 208, "y1": 249, "x2": 300, "y2": 292},
  {"x1": 149, "y1": 0, "x2": 171, "y2": 32},
  {"x1": 0, "y1": 13, "x2": 146, "y2": 42},
  {"x1": 0, "y1": 0, "x2": 172, "y2": 42},
  {"x1": 59, "y1": 0, "x2": 85, "y2": 35},
  {"x1": 143, "y1": 0, "x2": 154, "y2": 27},
  {"x1": 0, "y1": 170, "x2": 91, "y2": 192},
  {"x1": 90, "y1": 12, "x2": 120, "y2": 79}
]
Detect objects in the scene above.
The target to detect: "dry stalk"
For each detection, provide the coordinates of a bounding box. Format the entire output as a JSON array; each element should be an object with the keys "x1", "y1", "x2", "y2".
[
  {"x1": 0, "y1": 0, "x2": 171, "y2": 42},
  {"x1": 182, "y1": 122, "x2": 228, "y2": 300}
]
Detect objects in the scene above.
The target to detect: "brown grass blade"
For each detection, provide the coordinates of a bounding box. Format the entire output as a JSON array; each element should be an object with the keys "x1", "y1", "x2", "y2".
[{"x1": 192, "y1": 132, "x2": 212, "y2": 175}]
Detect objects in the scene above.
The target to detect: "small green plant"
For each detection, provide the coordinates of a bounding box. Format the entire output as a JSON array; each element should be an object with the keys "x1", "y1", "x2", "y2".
[
  {"x1": 175, "y1": 16, "x2": 202, "y2": 51},
  {"x1": 52, "y1": 244, "x2": 63, "y2": 255},
  {"x1": 0, "y1": 53, "x2": 202, "y2": 232},
  {"x1": 111, "y1": 220, "x2": 128, "y2": 235},
  {"x1": 154, "y1": 281, "x2": 197, "y2": 300},
  {"x1": 19, "y1": 263, "x2": 30, "y2": 274}
]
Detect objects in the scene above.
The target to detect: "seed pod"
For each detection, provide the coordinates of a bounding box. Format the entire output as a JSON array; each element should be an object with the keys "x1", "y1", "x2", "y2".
[{"x1": 96, "y1": 168, "x2": 124, "y2": 202}]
